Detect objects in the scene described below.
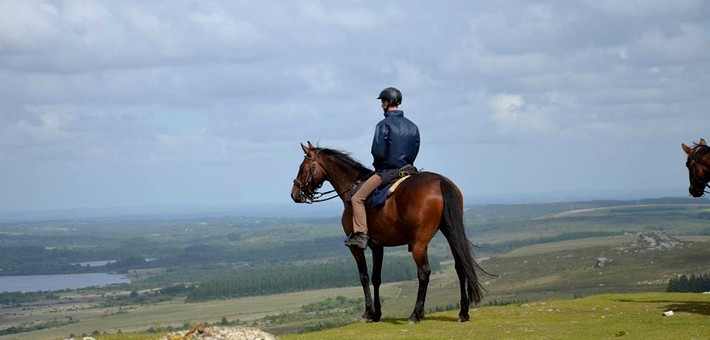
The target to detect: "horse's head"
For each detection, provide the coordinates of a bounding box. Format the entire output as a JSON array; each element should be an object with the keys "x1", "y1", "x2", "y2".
[
  {"x1": 682, "y1": 138, "x2": 710, "y2": 197},
  {"x1": 291, "y1": 141, "x2": 328, "y2": 203}
]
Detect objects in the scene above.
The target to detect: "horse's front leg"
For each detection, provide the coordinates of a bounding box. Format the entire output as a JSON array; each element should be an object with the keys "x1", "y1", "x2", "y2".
[
  {"x1": 409, "y1": 244, "x2": 431, "y2": 323},
  {"x1": 350, "y1": 247, "x2": 376, "y2": 321},
  {"x1": 370, "y1": 244, "x2": 384, "y2": 322}
]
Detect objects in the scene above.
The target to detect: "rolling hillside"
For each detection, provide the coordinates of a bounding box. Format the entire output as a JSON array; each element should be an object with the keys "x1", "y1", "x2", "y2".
[
  {"x1": 282, "y1": 292, "x2": 710, "y2": 340},
  {"x1": 3, "y1": 201, "x2": 710, "y2": 339}
]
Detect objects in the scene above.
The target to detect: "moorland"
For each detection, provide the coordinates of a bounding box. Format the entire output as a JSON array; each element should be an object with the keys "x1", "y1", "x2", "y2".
[{"x1": 1, "y1": 197, "x2": 709, "y2": 339}]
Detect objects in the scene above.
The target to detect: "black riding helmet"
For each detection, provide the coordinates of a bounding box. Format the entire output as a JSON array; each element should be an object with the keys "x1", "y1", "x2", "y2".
[{"x1": 377, "y1": 87, "x2": 402, "y2": 106}]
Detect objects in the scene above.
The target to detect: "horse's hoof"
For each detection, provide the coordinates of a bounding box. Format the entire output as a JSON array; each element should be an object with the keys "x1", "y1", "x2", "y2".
[
  {"x1": 408, "y1": 314, "x2": 422, "y2": 324},
  {"x1": 458, "y1": 314, "x2": 470, "y2": 322},
  {"x1": 362, "y1": 311, "x2": 378, "y2": 322}
]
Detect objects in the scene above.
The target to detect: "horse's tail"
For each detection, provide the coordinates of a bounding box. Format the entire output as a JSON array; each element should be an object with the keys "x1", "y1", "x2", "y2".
[{"x1": 439, "y1": 178, "x2": 483, "y2": 304}]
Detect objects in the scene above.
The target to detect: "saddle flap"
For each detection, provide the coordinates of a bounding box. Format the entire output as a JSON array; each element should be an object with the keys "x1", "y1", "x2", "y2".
[
  {"x1": 387, "y1": 175, "x2": 411, "y2": 196},
  {"x1": 368, "y1": 173, "x2": 415, "y2": 209}
]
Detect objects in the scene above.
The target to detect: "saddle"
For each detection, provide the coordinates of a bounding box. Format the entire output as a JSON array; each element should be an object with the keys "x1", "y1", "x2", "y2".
[{"x1": 347, "y1": 165, "x2": 419, "y2": 209}]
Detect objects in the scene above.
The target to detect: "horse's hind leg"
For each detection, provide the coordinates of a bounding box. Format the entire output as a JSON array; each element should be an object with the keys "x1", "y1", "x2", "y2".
[
  {"x1": 409, "y1": 244, "x2": 431, "y2": 323},
  {"x1": 370, "y1": 245, "x2": 384, "y2": 322},
  {"x1": 454, "y1": 259, "x2": 470, "y2": 322},
  {"x1": 350, "y1": 247, "x2": 376, "y2": 321}
]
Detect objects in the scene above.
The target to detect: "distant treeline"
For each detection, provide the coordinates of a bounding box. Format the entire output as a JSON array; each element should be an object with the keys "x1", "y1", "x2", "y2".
[
  {"x1": 666, "y1": 272, "x2": 710, "y2": 293},
  {"x1": 0, "y1": 234, "x2": 349, "y2": 276},
  {"x1": 477, "y1": 231, "x2": 624, "y2": 254},
  {"x1": 0, "y1": 291, "x2": 59, "y2": 306},
  {"x1": 186, "y1": 256, "x2": 440, "y2": 302},
  {"x1": 0, "y1": 234, "x2": 347, "y2": 275},
  {"x1": 167, "y1": 236, "x2": 347, "y2": 265},
  {"x1": 0, "y1": 320, "x2": 77, "y2": 336},
  {"x1": 1, "y1": 231, "x2": 623, "y2": 276},
  {"x1": 0, "y1": 246, "x2": 93, "y2": 275}
]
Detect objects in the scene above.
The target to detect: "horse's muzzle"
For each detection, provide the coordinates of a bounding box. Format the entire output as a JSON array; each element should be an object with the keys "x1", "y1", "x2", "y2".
[
  {"x1": 689, "y1": 187, "x2": 705, "y2": 197},
  {"x1": 291, "y1": 185, "x2": 306, "y2": 203}
]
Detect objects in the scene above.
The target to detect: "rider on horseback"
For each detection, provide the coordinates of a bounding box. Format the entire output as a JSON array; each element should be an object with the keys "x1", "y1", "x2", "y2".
[{"x1": 346, "y1": 87, "x2": 421, "y2": 249}]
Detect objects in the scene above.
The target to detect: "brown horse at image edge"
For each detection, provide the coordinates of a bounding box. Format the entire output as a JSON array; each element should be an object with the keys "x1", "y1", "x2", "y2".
[
  {"x1": 682, "y1": 138, "x2": 710, "y2": 197},
  {"x1": 291, "y1": 141, "x2": 483, "y2": 323}
]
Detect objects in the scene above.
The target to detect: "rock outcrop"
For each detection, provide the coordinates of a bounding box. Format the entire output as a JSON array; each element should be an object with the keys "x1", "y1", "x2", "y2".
[
  {"x1": 163, "y1": 326, "x2": 277, "y2": 340},
  {"x1": 617, "y1": 231, "x2": 682, "y2": 253},
  {"x1": 594, "y1": 257, "x2": 609, "y2": 268}
]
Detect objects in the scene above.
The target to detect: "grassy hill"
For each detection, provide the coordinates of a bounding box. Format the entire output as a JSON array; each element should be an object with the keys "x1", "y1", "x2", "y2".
[
  {"x1": 54, "y1": 234, "x2": 707, "y2": 340},
  {"x1": 482, "y1": 234, "x2": 710, "y2": 303},
  {"x1": 466, "y1": 202, "x2": 710, "y2": 246},
  {"x1": 93, "y1": 292, "x2": 710, "y2": 339},
  {"x1": 281, "y1": 292, "x2": 710, "y2": 340},
  {"x1": 3, "y1": 201, "x2": 710, "y2": 339}
]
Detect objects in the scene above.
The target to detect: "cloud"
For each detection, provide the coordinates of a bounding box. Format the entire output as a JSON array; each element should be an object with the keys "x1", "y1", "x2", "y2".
[
  {"x1": 394, "y1": 62, "x2": 437, "y2": 90},
  {"x1": 0, "y1": 0, "x2": 708, "y2": 211},
  {"x1": 295, "y1": 63, "x2": 340, "y2": 93},
  {"x1": 297, "y1": 2, "x2": 387, "y2": 31},
  {"x1": 0, "y1": 1, "x2": 69, "y2": 53},
  {"x1": 633, "y1": 23, "x2": 710, "y2": 65},
  {"x1": 488, "y1": 93, "x2": 559, "y2": 135}
]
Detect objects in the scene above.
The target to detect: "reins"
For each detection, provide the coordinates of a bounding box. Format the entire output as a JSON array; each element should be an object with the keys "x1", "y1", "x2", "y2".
[{"x1": 308, "y1": 188, "x2": 343, "y2": 203}]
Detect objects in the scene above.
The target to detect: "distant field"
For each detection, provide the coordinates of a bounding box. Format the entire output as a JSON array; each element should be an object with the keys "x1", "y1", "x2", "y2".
[
  {"x1": 0, "y1": 285, "x2": 399, "y2": 340},
  {"x1": 3, "y1": 200, "x2": 710, "y2": 339},
  {"x1": 9, "y1": 234, "x2": 709, "y2": 339},
  {"x1": 283, "y1": 292, "x2": 710, "y2": 340},
  {"x1": 467, "y1": 203, "x2": 710, "y2": 246}
]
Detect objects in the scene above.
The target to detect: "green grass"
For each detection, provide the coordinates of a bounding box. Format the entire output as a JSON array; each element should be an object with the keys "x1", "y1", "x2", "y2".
[{"x1": 283, "y1": 292, "x2": 710, "y2": 339}]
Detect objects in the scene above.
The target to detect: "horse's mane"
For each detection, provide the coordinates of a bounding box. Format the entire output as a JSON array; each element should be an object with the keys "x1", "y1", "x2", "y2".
[{"x1": 317, "y1": 148, "x2": 372, "y2": 176}]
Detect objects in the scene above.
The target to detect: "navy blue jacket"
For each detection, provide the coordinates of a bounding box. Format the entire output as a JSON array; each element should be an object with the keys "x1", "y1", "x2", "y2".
[{"x1": 371, "y1": 110, "x2": 420, "y2": 172}]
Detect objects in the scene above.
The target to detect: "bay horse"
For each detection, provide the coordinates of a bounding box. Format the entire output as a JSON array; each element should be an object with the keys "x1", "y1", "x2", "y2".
[
  {"x1": 290, "y1": 141, "x2": 483, "y2": 323},
  {"x1": 682, "y1": 138, "x2": 710, "y2": 197}
]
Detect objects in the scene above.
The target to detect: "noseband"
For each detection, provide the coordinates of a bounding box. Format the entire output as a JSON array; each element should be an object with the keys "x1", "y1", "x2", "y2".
[{"x1": 293, "y1": 150, "x2": 344, "y2": 203}]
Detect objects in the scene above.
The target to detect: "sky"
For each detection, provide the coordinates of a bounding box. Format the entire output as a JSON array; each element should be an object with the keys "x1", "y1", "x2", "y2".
[{"x1": 1, "y1": 0, "x2": 709, "y2": 215}]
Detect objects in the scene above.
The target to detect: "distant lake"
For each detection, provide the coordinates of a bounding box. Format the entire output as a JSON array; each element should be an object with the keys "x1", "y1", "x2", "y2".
[
  {"x1": 0, "y1": 273, "x2": 130, "y2": 293},
  {"x1": 72, "y1": 260, "x2": 117, "y2": 267}
]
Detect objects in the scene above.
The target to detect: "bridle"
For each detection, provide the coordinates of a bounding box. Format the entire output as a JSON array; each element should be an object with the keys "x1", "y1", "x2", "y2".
[
  {"x1": 687, "y1": 146, "x2": 710, "y2": 195},
  {"x1": 292, "y1": 149, "x2": 347, "y2": 204}
]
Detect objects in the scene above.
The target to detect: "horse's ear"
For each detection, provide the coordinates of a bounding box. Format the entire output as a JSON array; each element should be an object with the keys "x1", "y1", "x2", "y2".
[
  {"x1": 682, "y1": 143, "x2": 693, "y2": 155},
  {"x1": 301, "y1": 143, "x2": 309, "y2": 155},
  {"x1": 307, "y1": 141, "x2": 314, "y2": 149},
  {"x1": 700, "y1": 138, "x2": 707, "y2": 146}
]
